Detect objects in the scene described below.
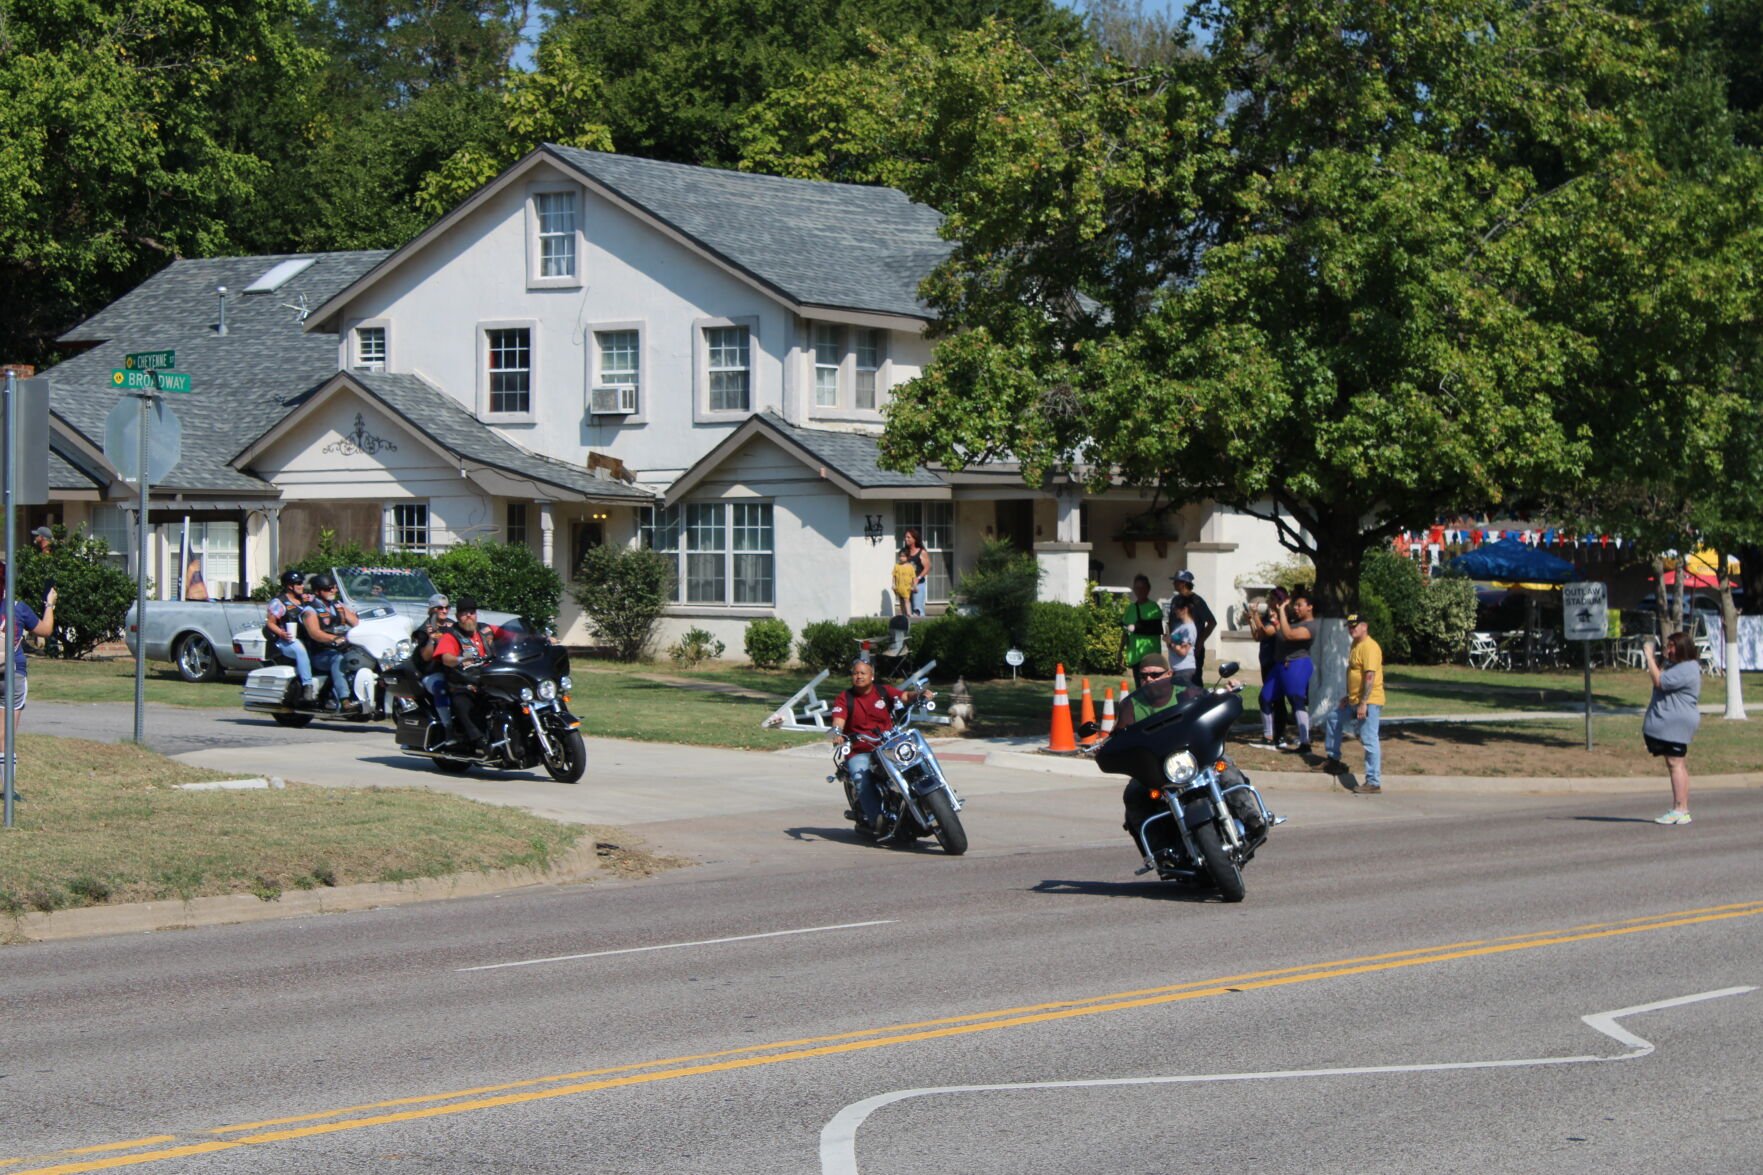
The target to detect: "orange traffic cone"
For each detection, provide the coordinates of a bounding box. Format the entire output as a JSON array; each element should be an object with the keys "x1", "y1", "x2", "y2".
[
  {"x1": 1119, "y1": 678, "x2": 1131, "y2": 701},
  {"x1": 1046, "y1": 663, "x2": 1078, "y2": 753},
  {"x1": 1100, "y1": 687, "x2": 1117, "y2": 738},
  {"x1": 1078, "y1": 677, "x2": 1100, "y2": 746}
]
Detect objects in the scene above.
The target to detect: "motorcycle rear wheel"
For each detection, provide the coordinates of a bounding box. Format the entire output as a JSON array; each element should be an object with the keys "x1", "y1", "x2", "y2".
[
  {"x1": 544, "y1": 729, "x2": 587, "y2": 783},
  {"x1": 924, "y1": 789, "x2": 968, "y2": 856},
  {"x1": 1192, "y1": 821, "x2": 1245, "y2": 902},
  {"x1": 271, "y1": 711, "x2": 314, "y2": 728},
  {"x1": 433, "y1": 757, "x2": 473, "y2": 775}
]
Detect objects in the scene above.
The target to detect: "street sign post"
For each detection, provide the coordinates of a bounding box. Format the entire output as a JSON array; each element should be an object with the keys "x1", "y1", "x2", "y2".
[
  {"x1": 123, "y1": 350, "x2": 175, "y2": 371},
  {"x1": 1563, "y1": 582, "x2": 1609, "y2": 750}
]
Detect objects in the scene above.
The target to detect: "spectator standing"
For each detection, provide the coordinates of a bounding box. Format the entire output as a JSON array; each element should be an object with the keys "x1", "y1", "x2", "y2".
[
  {"x1": 1252, "y1": 588, "x2": 1289, "y2": 748},
  {"x1": 1270, "y1": 589, "x2": 1318, "y2": 753},
  {"x1": 29, "y1": 526, "x2": 53, "y2": 557},
  {"x1": 891, "y1": 550, "x2": 917, "y2": 617},
  {"x1": 1323, "y1": 613, "x2": 1385, "y2": 793},
  {"x1": 1166, "y1": 596, "x2": 1198, "y2": 686},
  {"x1": 1120, "y1": 574, "x2": 1165, "y2": 684},
  {"x1": 900, "y1": 529, "x2": 929, "y2": 616},
  {"x1": 1643, "y1": 632, "x2": 1701, "y2": 825},
  {"x1": 0, "y1": 563, "x2": 55, "y2": 770},
  {"x1": 1169, "y1": 570, "x2": 1216, "y2": 677}
]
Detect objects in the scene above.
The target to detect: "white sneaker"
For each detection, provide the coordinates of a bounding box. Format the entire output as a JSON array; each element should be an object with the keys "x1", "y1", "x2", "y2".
[{"x1": 1653, "y1": 810, "x2": 1692, "y2": 825}]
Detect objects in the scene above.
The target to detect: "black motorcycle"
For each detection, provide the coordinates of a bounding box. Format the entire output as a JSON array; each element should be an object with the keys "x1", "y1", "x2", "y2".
[
  {"x1": 1086, "y1": 661, "x2": 1281, "y2": 902},
  {"x1": 381, "y1": 624, "x2": 586, "y2": 783}
]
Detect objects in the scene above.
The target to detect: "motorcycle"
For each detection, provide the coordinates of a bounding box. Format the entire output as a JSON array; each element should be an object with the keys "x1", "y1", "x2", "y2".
[
  {"x1": 829, "y1": 664, "x2": 968, "y2": 855},
  {"x1": 379, "y1": 622, "x2": 587, "y2": 783},
  {"x1": 1085, "y1": 660, "x2": 1282, "y2": 902},
  {"x1": 236, "y1": 606, "x2": 414, "y2": 728}
]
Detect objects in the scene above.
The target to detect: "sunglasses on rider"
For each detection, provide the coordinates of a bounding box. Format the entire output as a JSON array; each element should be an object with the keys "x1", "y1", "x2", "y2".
[{"x1": 1141, "y1": 669, "x2": 1170, "y2": 680}]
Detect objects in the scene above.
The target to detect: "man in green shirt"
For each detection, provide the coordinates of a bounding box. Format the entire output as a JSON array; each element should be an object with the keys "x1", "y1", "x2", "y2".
[{"x1": 1120, "y1": 574, "x2": 1165, "y2": 684}]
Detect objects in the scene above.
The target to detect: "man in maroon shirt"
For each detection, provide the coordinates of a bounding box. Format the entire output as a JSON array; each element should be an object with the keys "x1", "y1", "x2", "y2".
[{"x1": 829, "y1": 659, "x2": 910, "y2": 833}]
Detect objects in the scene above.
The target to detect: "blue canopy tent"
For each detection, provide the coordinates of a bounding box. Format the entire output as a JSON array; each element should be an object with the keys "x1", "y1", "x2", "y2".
[{"x1": 1447, "y1": 538, "x2": 1581, "y2": 584}]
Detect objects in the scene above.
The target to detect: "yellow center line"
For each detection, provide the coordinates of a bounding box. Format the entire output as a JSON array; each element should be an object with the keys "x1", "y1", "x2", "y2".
[{"x1": 12, "y1": 899, "x2": 1762, "y2": 1175}]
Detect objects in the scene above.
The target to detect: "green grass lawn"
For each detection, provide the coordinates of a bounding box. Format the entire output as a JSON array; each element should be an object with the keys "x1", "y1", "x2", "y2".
[
  {"x1": 0, "y1": 734, "x2": 586, "y2": 917},
  {"x1": 24, "y1": 655, "x2": 240, "y2": 708}
]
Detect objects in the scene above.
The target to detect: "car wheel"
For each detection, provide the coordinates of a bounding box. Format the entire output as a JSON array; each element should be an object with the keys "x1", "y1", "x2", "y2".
[{"x1": 175, "y1": 634, "x2": 224, "y2": 683}]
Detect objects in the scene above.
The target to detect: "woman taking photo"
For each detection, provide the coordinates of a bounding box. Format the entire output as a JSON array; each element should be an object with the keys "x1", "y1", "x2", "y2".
[
  {"x1": 1642, "y1": 631, "x2": 1701, "y2": 825},
  {"x1": 900, "y1": 529, "x2": 929, "y2": 617}
]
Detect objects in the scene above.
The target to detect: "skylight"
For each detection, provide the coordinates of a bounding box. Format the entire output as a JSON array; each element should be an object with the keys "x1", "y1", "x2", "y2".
[{"x1": 244, "y1": 258, "x2": 317, "y2": 293}]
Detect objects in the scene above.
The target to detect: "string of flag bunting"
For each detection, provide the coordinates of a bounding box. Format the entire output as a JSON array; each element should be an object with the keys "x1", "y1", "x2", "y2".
[{"x1": 1393, "y1": 525, "x2": 1628, "y2": 566}]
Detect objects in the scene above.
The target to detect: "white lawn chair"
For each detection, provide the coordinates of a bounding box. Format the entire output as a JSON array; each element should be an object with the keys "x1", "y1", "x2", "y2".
[{"x1": 1467, "y1": 631, "x2": 1506, "y2": 671}]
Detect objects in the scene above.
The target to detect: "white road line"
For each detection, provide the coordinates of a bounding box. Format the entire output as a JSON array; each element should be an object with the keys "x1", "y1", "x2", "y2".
[
  {"x1": 456, "y1": 920, "x2": 898, "y2": 973},
  {"x1": 819, "y1": 985, "x2": 1755, "y2": 1175}
]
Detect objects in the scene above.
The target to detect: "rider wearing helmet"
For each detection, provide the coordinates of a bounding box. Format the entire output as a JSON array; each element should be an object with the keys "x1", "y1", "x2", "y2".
[
  {"x1": 264, "y1": 570, "x2": 317, "y2": 702},
  {"x1": 299, "y1": 573, "x2": 359, "y2": 710}
]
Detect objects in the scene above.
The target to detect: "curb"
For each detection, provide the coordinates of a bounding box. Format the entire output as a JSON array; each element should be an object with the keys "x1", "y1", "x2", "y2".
[{"x1": 4, "y1": 839, "x2": 603, "y2": 945}]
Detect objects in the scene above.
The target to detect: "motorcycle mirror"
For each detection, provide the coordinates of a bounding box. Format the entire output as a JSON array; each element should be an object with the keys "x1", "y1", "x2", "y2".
[
  {"x1": 1076, "y1": 720, "x2": 1100, "y2": 738},
  {"x1": 1216, "y1": 661, "x2": 1240, "y2": 679}
]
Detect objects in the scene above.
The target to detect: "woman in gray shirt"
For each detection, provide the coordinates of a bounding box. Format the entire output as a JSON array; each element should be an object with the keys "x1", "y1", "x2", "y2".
[{"x1": 1642, "y1": 631, "x2": 1701, "y2": 825}]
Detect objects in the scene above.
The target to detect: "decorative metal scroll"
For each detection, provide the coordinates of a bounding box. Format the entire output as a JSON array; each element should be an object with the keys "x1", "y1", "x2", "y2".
[{"x1": 323, "y1": 413, "x2": 399, "y2": 457}]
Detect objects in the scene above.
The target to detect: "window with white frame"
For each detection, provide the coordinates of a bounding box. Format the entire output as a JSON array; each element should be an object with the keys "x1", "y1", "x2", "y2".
[
  {"x1": 486, "y1": 327, "x2": 531, "y2": 415},
  {"x1": 598, "y1": 329, "x2": 639, "y2": 389},
  {"x1": 89, "y1": 506, "x2": 130, "y2": 569},
  {"x1": 705, "y1": 326, "x2": 750, "y2": 412},
  {"x1": 354, "y1": 326, "x2": 386, "y2": 371},
  {"x1": 639, "y1": 502, "x2": 773, "y2": 606},
  {"x1": 812, "y1": 323, "x2": 842, "y2": 407},
  {"x1": 896, "y1": 502, "x2": 953, "y2": 603},
  {"x1": 183, "y1": 521, "x2": 241, "y2": 590},
  {"x1": 390, "y1": 503, "x2": 430, "y2": 553},
  {"x1": 506, "y1": 502, "x2": 528, "y2": 547},
  {"x1": 535, "y1": 191, "x2": 577, "y2": 278},
  {"x1": 855, "y1": 328, "x2": 881, "y2": 409}
]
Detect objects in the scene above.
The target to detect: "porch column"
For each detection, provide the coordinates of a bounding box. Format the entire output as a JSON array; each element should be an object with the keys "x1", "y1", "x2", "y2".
[
  {"x1": 539, "y1": 501, "x2": 556, "y2": 571},
  {"x1": 1034, "y1": 486, "x2": 1091, "y2": 605}
]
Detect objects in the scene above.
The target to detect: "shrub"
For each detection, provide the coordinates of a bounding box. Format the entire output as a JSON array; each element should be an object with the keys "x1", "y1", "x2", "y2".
[
  {"x1": 1412, "y1": 572, "x2": 1479, "y2": 663},
  {"x1": 1022, "y1": 601, "x2": 1088, "y2": 679},
  {"x1": 1081, "y1": 584, "x2": 1125, "y2": 675},
  {"x1": 668, "y1": 626, "x2": 725, "y2": 667},
  {"x1": 910, "y1": 614, "x2": 1009, "y2": 679},
  {"x1": 1356, "y1": 589, "x2": 1396, "y2": 655},
  {"x1": 1360, "y1": 548, "x2": 1425, "y2": 661},
  {"x1": 428, "y1": 540, "x2": 563, "y2": 631},
  {"x1": 570, "y1": 545, "x2": 673, "y2": 661},
  {"x1": 798, "y1": 620, "x2": 857, "y2": 672},
  {"x1": 955, "y1": 539, "x2": 1042, "y2": 640},
  {"x1": 743, "y1": 618, "x2": 793, "y2": 668},
  {"x1": 847, "y1": 616, "x2": 893, "y2": 643},
  {"x1": 1236, "y1": 553, "x2": 1315, "y2": 593},
  {"x1": 14, "y1": 527, "x2": 138, "y2": 659}
]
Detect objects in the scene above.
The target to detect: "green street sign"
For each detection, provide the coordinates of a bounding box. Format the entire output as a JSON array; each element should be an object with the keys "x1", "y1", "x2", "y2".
[
  {"x1": 153, "y1": 371, "x2": 193, "y2": 393},
  {"x1": 123, "y1": 350, "x2": 175, "y2": 371},
  {"x1": 110, "y1": 369, "x2": 157, "y2": 391}
]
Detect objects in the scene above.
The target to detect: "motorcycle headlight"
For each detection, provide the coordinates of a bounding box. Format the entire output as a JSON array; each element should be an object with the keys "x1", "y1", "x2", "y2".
[
  {"x1": 1163, "y1": 750, "x2": 1199, "y2": 786},
  {"x1": 519, "y1": 686, "x2": 535, "y2": 703},
  {"x1": 537, "y1": 679, "x2": 558, "y2": 701},
  {"x1": 560, "y1": 674, "x2": 573, "y2": 692},
  {"x1": 892, "y1": 740, "x2": 919, "y2": 765},
  {"x1": 378, "y1": 640, "x2": 412, "y2": 671}
]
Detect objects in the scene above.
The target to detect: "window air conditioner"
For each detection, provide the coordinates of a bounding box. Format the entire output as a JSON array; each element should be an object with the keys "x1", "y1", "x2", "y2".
[{"x1": 589, "y1": 384, "x2": 638, "y2": 415}]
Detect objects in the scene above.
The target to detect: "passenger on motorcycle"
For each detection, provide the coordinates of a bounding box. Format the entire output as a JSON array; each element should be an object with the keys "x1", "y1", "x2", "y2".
[
  {"x1": 828, "y1": 658, "x2": 918, "y2": 833},
  {"x1": 299, "y1": 573, "x2": 360, "y2": 710},
  {"x1": 413, "y1": 593, "x2": 454, "y2": 729},
  {"x1": 431, "y1": 596, "x2": 510, "y2": 748},
  {"x1": 265, "y1": 570, "x2": 316, "y2": 702}
]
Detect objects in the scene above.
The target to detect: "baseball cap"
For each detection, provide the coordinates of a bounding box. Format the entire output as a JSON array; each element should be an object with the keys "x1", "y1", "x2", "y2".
[
  {"x1": 1138, "y1": 652, "x2": 1172, "y2": 673},
  {"x1": 427, "y1": 593, "x2": 450, "y2": 609},
  {"x1": 1171, "y1": 570, "x2": 1196, "y2": 584},
  {"x1": 30, "y1": 526, "x2": 52, "y2": 541},
  {"x1": 1346, "y1": 613, "x2": 1368, "y2": 627}
]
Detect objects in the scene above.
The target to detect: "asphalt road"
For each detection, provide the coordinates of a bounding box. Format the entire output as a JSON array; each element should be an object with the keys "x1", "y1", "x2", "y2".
[{"x1": 4, "y1": 727, "x2": 1759, "y2": 1173}]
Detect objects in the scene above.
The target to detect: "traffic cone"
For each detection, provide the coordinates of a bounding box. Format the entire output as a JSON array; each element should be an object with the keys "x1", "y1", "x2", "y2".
[
  {"x1": 1046, "y1": 663, "x2": 1078, "y2": 753},
  {"x1": 1078, "y1": 677, "x2": 1100, "y2": 746},
  {"x1": 1100, "y1": 687, "x2": 1117, "y2": 738},
  {"x1": 1119, "y1": 678, "x2": 1131, "y2": 701}
]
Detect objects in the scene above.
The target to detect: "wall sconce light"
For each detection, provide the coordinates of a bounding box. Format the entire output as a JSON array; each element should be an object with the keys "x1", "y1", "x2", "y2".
[
  {"x1": 590, "y1": 512, "x2": 608, "y2": 522},
  {"x1": 864, "y1": 514, "x2": 886, "y2": 544}
]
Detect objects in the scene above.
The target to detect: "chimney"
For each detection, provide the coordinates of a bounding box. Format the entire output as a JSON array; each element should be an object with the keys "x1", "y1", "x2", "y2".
[
  {"x1": 217, "y1": 286, "x2": 229, "y2": 336},
  {"x1": 0, "y1": 364, "x2": 35, "y2": 379}
]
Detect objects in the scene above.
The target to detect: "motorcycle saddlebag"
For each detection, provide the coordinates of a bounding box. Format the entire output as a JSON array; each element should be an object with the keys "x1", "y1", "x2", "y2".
[{"x1": 243, "y1": 665, "x2": 296, "y2": 708}]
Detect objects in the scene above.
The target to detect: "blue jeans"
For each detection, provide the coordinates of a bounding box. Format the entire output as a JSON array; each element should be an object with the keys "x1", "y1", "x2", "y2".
[
  {"x1": 1324, "y1": 702, "x2": 1381, "y2": 785},
  {"x1": 910, "y1": 580, "x2": 926, "y2": 616},
  {"x1": 421, "y1": 671, "x2": 453, "y2": 725},
  {"x1": 276, "y1": 639, "x2": 312, "y2": 685},
  {"x1": 847, "y1": 752, "x2": 884, "y2": 823},
  {"x1": 310, "y1": 647, "x2": 350, "y2": 705}
]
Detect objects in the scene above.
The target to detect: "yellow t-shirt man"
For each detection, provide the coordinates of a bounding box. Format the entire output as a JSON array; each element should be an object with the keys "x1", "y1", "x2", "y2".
[{"x1": 1347, "y1": 635, "x2": 1386, "y2": 706}]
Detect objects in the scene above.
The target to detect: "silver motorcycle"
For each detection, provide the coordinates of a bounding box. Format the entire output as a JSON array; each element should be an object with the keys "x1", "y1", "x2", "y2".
[{"x1": 830, "y1": 665, "x2": 968, "y2": 855}]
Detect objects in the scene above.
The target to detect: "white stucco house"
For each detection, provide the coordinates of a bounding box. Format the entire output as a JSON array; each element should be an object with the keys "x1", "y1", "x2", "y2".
[{"x1": 38, "y1": 145, "x2": 1289, "y2": 654}]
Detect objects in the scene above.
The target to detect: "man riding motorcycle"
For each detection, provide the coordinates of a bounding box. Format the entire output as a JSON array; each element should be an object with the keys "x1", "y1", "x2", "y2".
[
  {"x1": 829, "y1": 658, "x2": 934, "y2": 834},
  {"x1": 299, "y1": 573, "x2": 359, "y2": 710},
  {"x1": 430, "y1": 595, "x2": 510, "y2": 750}
]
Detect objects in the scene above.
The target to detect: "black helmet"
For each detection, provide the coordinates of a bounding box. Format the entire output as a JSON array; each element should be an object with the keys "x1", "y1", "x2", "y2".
[
  {"x1": 279, "y1": 569, "x2": 306, "y2": 589},
  {"x1": 309, "y1": 572, "x2": 337, "y2": 592}
]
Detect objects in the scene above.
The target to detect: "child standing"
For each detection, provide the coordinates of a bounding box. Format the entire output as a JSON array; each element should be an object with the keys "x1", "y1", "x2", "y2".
[{"x1": 892, "y1": 550, "x2": 917, "y2": 616}]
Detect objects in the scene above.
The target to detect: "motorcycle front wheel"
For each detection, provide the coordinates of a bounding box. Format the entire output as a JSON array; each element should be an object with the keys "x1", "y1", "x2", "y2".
[
  {"x1": 923, "y1": 789, "x2": 968, "y2": 856},
  {"x1": 1192, "y1": 821, "x2": 1245, "y2": 902},
  {"x1": 544, "y1": 729, "x2": 587, "y2": 783}
]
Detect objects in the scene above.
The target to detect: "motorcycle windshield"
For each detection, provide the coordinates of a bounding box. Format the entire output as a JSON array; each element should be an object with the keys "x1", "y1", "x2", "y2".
[{"x1": 489, "y1": 624, "x2": 549, "y2": 663}]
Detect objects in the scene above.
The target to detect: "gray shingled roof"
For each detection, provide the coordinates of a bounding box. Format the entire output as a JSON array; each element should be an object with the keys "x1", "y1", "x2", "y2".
[
  {"x1": 548, "y1": 147, "x2": 951, "y2": 319},
  {"x1": 287, "y1": 372, "x2": 655, "y2": 503},
  {"x1": 755, "y1": 411, "x2": 945, "y2": 490},
  {"x1": 47, "y1": 251, "x2": 390, "y2": 493},
  {"x1": 49, "y1": 447, "x2": 104, "y2": 493}
]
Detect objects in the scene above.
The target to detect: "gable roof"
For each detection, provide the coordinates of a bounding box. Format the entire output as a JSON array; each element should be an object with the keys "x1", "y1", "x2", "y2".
[
  {"x1": 235, "y1": 371, "x2": 656, "y2": 505},
  {"x1": 664, "y1": 410, "x2": 947, "y2": 505},
  {"x1": 307, "y1": 146, "x2": 951, "y2": 332},
  {"x1": 45, "y1": 251, "x2": 390, "y2": 494}
]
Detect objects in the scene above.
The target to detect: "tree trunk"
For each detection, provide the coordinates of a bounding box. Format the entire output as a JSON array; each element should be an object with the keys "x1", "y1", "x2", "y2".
[
  {"x1": 1717, "y1": 547, "x2": 1745, "y2": 720},
  {"x1": 1651, "y1": 555, "x2": 1676, "y2": 638},
  {"x1": 1305, "y1": 519, "x2": 1362, "y2": 718}
]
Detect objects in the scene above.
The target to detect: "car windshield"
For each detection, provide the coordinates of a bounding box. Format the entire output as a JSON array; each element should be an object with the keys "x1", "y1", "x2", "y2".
[{"x1": 336, "y1": 567, "x2": 438, "y2": 604}]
